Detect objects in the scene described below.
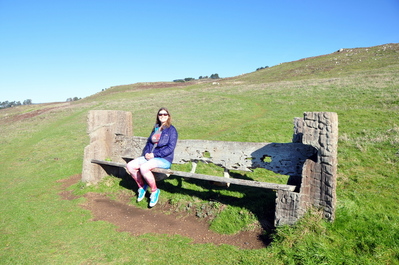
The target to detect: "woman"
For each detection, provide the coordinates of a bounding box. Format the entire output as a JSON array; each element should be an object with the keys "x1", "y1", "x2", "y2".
[{"x1": 126, "y1": 108, "x2": 178, "y2": 207}]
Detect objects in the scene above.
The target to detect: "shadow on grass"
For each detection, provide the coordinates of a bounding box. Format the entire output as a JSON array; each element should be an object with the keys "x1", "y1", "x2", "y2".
[{"x1": 114, "y1": 168, "x2": 278, "y2": 247}]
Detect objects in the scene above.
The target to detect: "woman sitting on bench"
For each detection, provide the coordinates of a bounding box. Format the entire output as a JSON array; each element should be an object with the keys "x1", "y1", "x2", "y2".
[{"x1": 126, "y1": 107, "x2": 178, "y2": 207}]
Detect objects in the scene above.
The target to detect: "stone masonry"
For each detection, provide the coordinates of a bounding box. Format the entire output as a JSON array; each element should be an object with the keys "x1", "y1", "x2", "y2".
[{"x1": 275, "y1": 112, "x2": 338, "y2": 225}]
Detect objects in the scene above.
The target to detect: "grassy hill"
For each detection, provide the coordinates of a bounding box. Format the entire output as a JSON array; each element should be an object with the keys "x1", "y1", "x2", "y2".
[{"x1": 1, "y1": 43, "x2": 398, "y2": 264}]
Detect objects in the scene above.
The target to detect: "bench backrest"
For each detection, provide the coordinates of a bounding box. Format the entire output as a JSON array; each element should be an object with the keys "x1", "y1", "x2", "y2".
[{"x1": 117, "y1": 136, "x2": 316, "y2": 176}]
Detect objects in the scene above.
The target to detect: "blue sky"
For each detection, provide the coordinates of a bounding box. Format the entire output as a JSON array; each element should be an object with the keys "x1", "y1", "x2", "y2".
[{"x1": 1, "y1": 0, "x2": 398, "y2": 103}]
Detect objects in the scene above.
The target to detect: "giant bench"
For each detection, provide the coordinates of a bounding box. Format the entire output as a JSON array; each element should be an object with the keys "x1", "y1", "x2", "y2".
[{"x1": 81, "y1": 110, "x2": 338, "y2": 226}]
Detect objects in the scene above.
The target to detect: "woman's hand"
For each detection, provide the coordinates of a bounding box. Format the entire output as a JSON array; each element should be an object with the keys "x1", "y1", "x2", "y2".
[{"x1": 145, "y1": 153, "x2": 154, "y2": 160}]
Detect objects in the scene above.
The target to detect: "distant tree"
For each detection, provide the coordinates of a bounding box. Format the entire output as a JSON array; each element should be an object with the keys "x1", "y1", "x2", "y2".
[
  {"x1": 23, "y1": 99, "x2": 32, "y2": 105},
  {"x1": 0, "y1": 101, "x2": 9, "y2": 109},
  {"x1": 173, "y1": 79, "x2": 185, "y2": 83},
  {"x1": 184, "y1": 77, "x2": 195, "y2": 82},
  {"x1": 210, "y1": 73, "x2": 220, "y2": 79},
  {"x1": 67, "y1": 97, "x2": 81, "y2": 102},
  {"x1": 256, "y1": 66, "x2": 269, "y2": 71},
  {"x1": 0, "y1": 100, "x2": 21, "y2": 109}
]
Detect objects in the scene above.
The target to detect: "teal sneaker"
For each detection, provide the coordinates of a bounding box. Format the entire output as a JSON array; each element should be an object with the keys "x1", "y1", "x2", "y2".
[
  {"x1": 137, "y1": 184, "x2": 148, "y2": 202},
  {"x1": 149, "y1": 189, "x2": 160, "y2": 207}
]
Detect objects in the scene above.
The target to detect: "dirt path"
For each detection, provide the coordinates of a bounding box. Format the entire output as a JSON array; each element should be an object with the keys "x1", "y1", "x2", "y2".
[{"x1": 59, "y1": 175, "x2": 270, "y2": 250}]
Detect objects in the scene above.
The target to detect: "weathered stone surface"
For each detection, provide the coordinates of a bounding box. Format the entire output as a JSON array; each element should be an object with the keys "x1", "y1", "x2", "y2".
[
  {"x1": 275, "y1": 190, "x2": 305, "y2": 226},
  {"x1": 81, "y1": 110, "x2": 132, "y2": 183},
  {"x1": 282, "y1": 112, "x2": 338, "y2": 223},
  {"x1": 117, "y1": 136, "x2": 316, "y2": 176}
]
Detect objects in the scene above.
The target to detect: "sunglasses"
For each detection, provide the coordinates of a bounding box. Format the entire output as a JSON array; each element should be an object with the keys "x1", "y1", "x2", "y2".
[{"x1": 158, "y1": 113, "x2": 169, "y2": 116}]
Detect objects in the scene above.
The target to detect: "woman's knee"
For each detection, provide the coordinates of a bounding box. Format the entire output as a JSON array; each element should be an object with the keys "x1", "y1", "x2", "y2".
[
  {"x1": 126, "y1": 162, "x2": 139, "y2": 173},
  {"x1": 127, "y1": 157, "x2": 146, "y2": 172},
  {"x1": 143, "y1": 158, "x2": 166, "y2": 173},
  {"x1": 139, "y1": 162, "x2": 153, "y2": 175}
]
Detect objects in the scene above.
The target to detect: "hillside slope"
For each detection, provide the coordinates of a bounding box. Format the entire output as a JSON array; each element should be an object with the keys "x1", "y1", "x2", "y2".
[
  {"x1": 1, "y1": 43, "x2": 398, "y2": 264},
  {"x1": 238, "y1": 43, "x2": 399, "y2": 82}
]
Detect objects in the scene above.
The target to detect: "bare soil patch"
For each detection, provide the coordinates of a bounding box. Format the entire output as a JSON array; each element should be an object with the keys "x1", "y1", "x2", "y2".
[
  {"x1": 58, "y1": 174, "x2": 270, "y2": 249},
  {"x1": 0, "y1": 102, "x2": 71, "y2": 123}
]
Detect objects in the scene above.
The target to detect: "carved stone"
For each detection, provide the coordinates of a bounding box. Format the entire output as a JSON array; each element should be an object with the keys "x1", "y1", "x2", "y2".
[{"x1": 275, "y1": 112, "x2": 338, "y2": 225}]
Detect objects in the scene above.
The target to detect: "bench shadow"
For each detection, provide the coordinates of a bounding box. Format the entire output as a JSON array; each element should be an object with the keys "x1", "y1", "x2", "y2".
[
  {"x1": 113, "y1": 168, "x2": 278, "y2": 247},
  {"x1": 107, "y1": 142, "x2": 317, "y2": 247}
]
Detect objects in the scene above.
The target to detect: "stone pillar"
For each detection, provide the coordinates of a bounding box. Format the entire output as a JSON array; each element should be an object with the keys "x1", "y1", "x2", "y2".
[
  {"x1": 81, "y1": 110, "x2": 132, "y2": 183},
  {"x1": 300, "y1": 112, "x2": 338, "y2": 221},
  {"x1": 275, "y1": 112, "x2": 338, "y2": 226}
]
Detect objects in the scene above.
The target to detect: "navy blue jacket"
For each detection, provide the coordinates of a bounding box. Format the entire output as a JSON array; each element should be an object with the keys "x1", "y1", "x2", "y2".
[{"x1": 142, "y1": 125, "x2": 178, "y2": 163}]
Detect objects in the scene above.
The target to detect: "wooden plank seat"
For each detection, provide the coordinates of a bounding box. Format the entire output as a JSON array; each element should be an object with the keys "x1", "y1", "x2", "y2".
[{"x1": 91, "y1": 158, "x2": 297, "y2": 191}]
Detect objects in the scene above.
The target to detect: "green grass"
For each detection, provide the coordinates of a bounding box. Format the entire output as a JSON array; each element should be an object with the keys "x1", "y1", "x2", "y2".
[{"x1": 1, "y1": 43, "x2": 399, "y2": 264}]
